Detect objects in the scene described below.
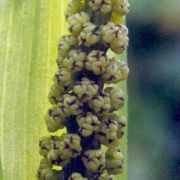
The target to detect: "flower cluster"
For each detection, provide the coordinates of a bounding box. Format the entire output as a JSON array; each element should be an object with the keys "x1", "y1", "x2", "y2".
[
  {"x1": 89, "y1": 0, "x2": 112, "y2": 14},
  {"x1": 39, "y1": 134, "x2": 82, "y2": 168},
  {"x1": 68, "y1": 172, "x2": 87, "y2": 180},
  {"x1": 37, "y1": 158, "x2": 59, "y2": 180},
  {"x1": 101, "y1": 22, "x2": 129, "y2": 53},
  {"x1": 112, "y1": 0, "x2": 130, "y2": 16},
  {"x1": 106, "y1": 147, "x2": 124, "y2": 174},
  {"x1": 76, "y1": 112, "x2": 100, "y2": 137},
  {"x1": 82, "y1": 150, "x2": 105, "y2": 172},
  {"x1": 74, "y1": 78, "x2": 98, "y2": 102},
  {"x1": 38, "y1": 0, "x2": 129, "y2": 179}
]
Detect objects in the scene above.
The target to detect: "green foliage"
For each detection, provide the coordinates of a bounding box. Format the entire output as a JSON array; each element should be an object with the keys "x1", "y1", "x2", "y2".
[{"x1": 0, "y1": 1, "x2": 68, "y2": 179}]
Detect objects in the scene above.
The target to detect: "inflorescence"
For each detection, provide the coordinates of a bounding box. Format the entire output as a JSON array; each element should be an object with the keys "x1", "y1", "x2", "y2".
[{"x1": 37, "y1": 0, "x2": 129, "y2": 179}]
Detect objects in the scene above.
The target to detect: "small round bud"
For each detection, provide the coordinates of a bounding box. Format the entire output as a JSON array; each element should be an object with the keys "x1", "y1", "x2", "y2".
[
  {"x1": 105, "y1": 87, "x2": 124, "y2": 111},
  {"x1": 54, "y1": 68, "x2": 74, "y2": 93},
  {"x1": 89, "y1": 0, "x2": 112, "y2": 14},
  {"x1": 62, "y1": 49, "x2": 86, "y2": 73},
  {"x1": 59, "y1": 134, "x2": 82, "y2": 158},
  {"x1": 101, "y1": 23, "x2": 129, "y2": 53},
  {"x1": 88, "y1": 92, "x2": 111, "y2": 116},
  {"x1": 96, "y1": 115, "x2": 118, "y2": 146},
  {"x1": 63, "y1": 95, "x2": 82, "y2": 115},
  {"x1": 54, "y1": 68, "x2": 73, "y2": 86},
  {"x1": 106, "y1": 147, "x2": 124, "y2": 175},
  {"x1": 49, "y1": 95, "x2": 82, "y2": 118},
  {"x1": 102, "y1": 58, "x2": 128, "y2": 84},
  {"x1": 47, "y1": 149, "x2": 70, "y2": 167},
  {"x1": 68, "y1": 12, "x2": 90, "y2": 35},
  {"x1": 37, "y1": 168, "x2": 59, "y2": 180},
  {"x1": 78, "y1": 22, "x2": 101, "y2": 47},
  {"x1": 39, "y1": 158, "x2": 53, "y2": 170},
  {"x1": 85, "y1": 50, "x2": 109, "y2": 75},
  {"x1": 110, "y1": 24, "x2": 129, "y2": 53},
  {"x1": 45, "y1": 134, "x2": 82, "y2": 167},
  {"x1": 48, "y1": 82, "x2": 62, "y2": 105},
  {"x1": 68, "y1": 172, "x2": 87, "y2": 180},
  {"x1": 100, "y1": 22, "x2": 117, "y2": 45},
  {"x1": 98, "y1": 175, "x2": 115, "y2": 180},
  {"x1": 65, "y1": 0, "x2": 84, "y2": 18},
  {"x1": 82, "y1": 150, "x2": 105, "y2": 172},
  {"x1": 112, "y1": 0, "x2": 130, "y2": 16},
  {"x1": 112, "y1": 114, "x2": 126, "y2": 139},
  {"x1": 76, "y1": 112, "x2": 100, "y2": 137},
  {"x1": 74, "y1": 78, "x2": 98, "y2": 102},
  {"x1": 39, "y1": 136, "x2": 60, "y2": 157},
  {"x1": 39, "y1": 137, "x2": 51, "y2": 157},
  {"x1": 45, "y1": 113, "x2": 65, "y2": 133},
  {"x1": 118, "y1": 60, "x2": 129, "y2": 80},
  {"x1": 58, "y1": 35, "x2": 77, "y2": 58},
  {"x1": 48, "y1": 101, "x2": 70, "y2": 118}
]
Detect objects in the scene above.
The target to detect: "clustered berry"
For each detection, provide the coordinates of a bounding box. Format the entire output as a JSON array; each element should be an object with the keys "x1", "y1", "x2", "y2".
[{"x1": 38, "y1": 0, "x2": 130, "y2": 179}]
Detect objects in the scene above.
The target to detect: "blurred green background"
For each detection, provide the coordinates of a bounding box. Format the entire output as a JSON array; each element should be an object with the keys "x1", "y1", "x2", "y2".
[{"x1": 128, "y1": 0, "x2": 180, "y2": 180}]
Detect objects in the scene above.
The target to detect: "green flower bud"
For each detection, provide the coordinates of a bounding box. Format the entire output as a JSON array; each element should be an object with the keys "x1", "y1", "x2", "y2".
[
  {"x1": 68, "y1": 172, "x2": 87, "y2": 180},
  {"x1": 48, "y1": 82, "x2": 62, "y2": 105},
  {"x1": 102, "y1": 58, "x2": 121, "y2": 83},
  {"x1": 96, "y1": 115, "x2": 118, "y2": 146},
  {"x1": 63, "y1": 95, "x2": 83, "y2": 115},
  {"x1": 49, "y1": 94, "x2": 82, "y2": 118},
  {"x1": 74, "y1": 78, "x2": 98, "y2": 102},
  {"x1": 85, "y1": 50, "x2": 109, "y2": 75},
  {"x1": 54, "y1": 68, "x2": 73, "y2": 87},
  {"x1": 61, "y1": 134, "x2": 82, "y2": 157},
  {"x1": 37, "y1": 158, "x2": 58, "y2": 180},
  {"x1": 82, "y1": 150, "x2": 105, "y2": 172},
  {"x1": 89, "y1": 0, "x2": 112, "y2": 14},
  {"x1": 78, "y1": 22, "x2": 101, "y2": 47},
  {"x1": 58, "y1": 35, "x2": 78, "y2": 59},
  {"x1": 44, "y1": 134, "x2": 81, "y2": 167},
  {"x1": 39, "y1": 136, "x2": 60, "y2": 157},
  {"x1": 37, "y1": 168, "x2": 59, "y2": 180},
  {"x1": 48, "y1": 101, "x2": 70, "y2": 118},
  {"x1": 106, "y1": 147, "x2": 124, "y2": 175},
  {"x1": 112, "y1": 0, "x2": 130, "y2": 16},
  {"x1": 47, "y1": 149, "x2": 70, "y2": 167},
  {"x1": 105, "y1": 87, "x2": 124, "y2": 111},
  {"x1": 56, "y1": 55, "x2": 64, "y2": 68},
  {"x1": 113, "y1": 114, "x2": 126, "y2": 139},
  {"x1": 39, "y1": 158, "x2": 53, "y2": 170},
  {"x1": 118, "y1": 60, "x2": 129, "y2": 80},
  {"x1": 100, "y1": 22, "x2": 117, "y2": 45},
  {"x1": 45, "y1": 113, "x2": 65, "y2": 133},
  {"x1": 98, "y1": 175, "x2": 115, "y2": 180},
  {"x1": 101, "y1": 22, "x2": 129, "y2": 53},
  {"x1": 110, "y1": 24, "x2": 129, "y2": 53},
  {"x1": 39, "y1": 137, "x2": 51, "y2": 157},
  {"x1": 65, "y1": 0, "x2": 84, "y2": 18},
  {"x1": 76, "y1": 112, "x2": 100, "y2": 137},
  {"x1": 62, "y1": 49, "x2": 86, "y2": 73},
  {"x1": 68, "y1": 12, "x2": 90, "y2": 35},
  {"x1": 88, "y1": 92, "x2": 111, "y2": 116},
  {"x1": 102, "y1": 58, "x2": 128, "y2": 84}
]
